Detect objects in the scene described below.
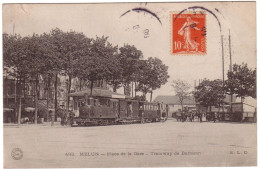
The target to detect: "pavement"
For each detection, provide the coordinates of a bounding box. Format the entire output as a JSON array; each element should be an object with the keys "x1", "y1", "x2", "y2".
[{"x1": 3, "y1": 119, "x2": 257, "y2": 168}]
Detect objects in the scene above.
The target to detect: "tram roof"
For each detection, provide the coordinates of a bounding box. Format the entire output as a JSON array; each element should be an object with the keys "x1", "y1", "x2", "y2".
[{"x1": 69, "y1": 87, "x2": 132, "y2": 99}]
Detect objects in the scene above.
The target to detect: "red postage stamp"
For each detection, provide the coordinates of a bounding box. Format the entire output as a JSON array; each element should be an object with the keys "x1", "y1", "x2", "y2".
[{"x1": 171, "y1": 12, "x2": 206, "y2": 55}]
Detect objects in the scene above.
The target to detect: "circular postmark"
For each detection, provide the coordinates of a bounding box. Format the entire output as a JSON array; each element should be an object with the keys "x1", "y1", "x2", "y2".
[{"x1": 11, "y1": 148, "x2": 23, "y2": 160}]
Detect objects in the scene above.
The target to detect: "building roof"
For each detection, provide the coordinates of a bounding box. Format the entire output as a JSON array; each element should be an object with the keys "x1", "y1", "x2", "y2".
[
  {"x1": 153, "y1": 95, "x2": 195, "y2": 105},
  {"x1": 154, "y1": 95, "x2": 237, "y2": 106},
  {"x1": 69, "y1": 87, "x2": 132, "y2": 99}
]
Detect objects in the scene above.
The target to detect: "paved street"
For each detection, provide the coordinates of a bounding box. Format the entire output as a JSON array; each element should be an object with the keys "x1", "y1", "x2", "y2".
[{"x1": 4, "y1": 119, "x2": 257, "y2": 168}]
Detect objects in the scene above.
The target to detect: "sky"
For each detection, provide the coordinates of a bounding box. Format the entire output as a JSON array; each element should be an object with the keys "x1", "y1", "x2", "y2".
[{"x1": 2, "y1": 2, "x2": 256, "y2": 100}]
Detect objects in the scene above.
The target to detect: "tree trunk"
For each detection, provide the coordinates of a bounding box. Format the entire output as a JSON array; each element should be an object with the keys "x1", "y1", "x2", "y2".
[
  {"x1": 134, "y1": 82, "x2": 137, "y2": 97},
  {"x1": 46, "y1": 75, "x2": 50, "y2": 122},
  {"x1": 16, "y1": 76, "x2": 22, "y2": 124},
  {"x1": 90, "y1": 80, "x2": 94, "y2": 96},
  {"x1": 101, "y1": 79, "x2": 104, "y2": 88},
  {"x1": 53, "y1": 73, "x2": 58, "y2": 126},
  {"x1": 67, "y1": 75, "x2": 72, "y2": 112},
  {"x1": 123, "y1": 84, "x2": 126, "y2": 95},
  {"x1": 113, "y1": 84, "x2": 117, "y2": 92},
  {"x1": 23, "y1": 79, "x2": 26, "y2": 98},
  {"x1": 34, "y1": 74, "x2": 38, "y2": 124},
  {"x1": 18, "y1": 97, "x2": 22, "y2": 126},
  {"x1": 150, "y1": 90, "x2": 153, "y2": 102},
  {"x1": 79, "y1": 78, "x2": 82, "y2": 91},
  {"x1": 15, "y1": 77, "x2": 17, "y2": 123},
  {"x1": 241, "y1": 97, "x2": 244, "y2": 121},
  {"x1": 143, "y1": 92, "x2": 147, "y2": 101},
  {"x1": 230, "y1": 93, "x2": 233, "y2": 113},
  {"x1": 131, "y1": 82, "x2": 134, "y2": 97}
]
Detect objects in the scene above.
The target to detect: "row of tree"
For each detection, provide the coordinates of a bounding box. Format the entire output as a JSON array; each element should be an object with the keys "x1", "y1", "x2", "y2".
[
  {"x1": 3, "y1": 28, "x2": 169, "y2": 124},
  {"x1": 171, "y1": 63, "x2": 256, "y2": 112},
  {"x1": 194, "y1": 63, "x2": 256, "y2": 111}
]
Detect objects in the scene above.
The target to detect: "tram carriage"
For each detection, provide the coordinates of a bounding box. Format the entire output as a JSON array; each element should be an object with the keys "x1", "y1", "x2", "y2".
[{"x1": 72, "y1": 97, "x2": 168, "y2": 127}]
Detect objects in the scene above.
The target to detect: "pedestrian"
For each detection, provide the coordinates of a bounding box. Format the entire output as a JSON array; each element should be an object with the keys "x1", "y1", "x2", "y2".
[
  {"x1": 181, "y1": 112, "x2": 185, "y2": 122},
  {"x1": 141, "y1": 111, "x2": 145, "y2": 124},
  {"x1": 198, "y1": 113, "x2": 202, "y2": 123},
  {"x1": 190, "y1": 113, "x2": 194, "y2": 122},
  {"x1": 213, "y1": 112, "x2": 217, "y2": 123}
]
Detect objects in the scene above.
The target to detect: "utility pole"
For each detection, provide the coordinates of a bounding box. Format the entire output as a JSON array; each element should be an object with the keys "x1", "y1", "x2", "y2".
[
  {"x1": 194, "y1": 80, "x2": 196, "y2": 105},
  {"x1": 13, "y1": 24, "x2": 15, "y2": 35},
  {"x1": 221, "y1": 35, "x2": 225, "y2": 113},
  {"x1": 15, "y1": 78, "x2": 17, "y2": 123},
  {"x1": 13, "y1": 23, "x2": 21, "y2": 125},
  {"x1": 52, "y1": 73, "x2": 58, "y2": 126},
  {"x1": 229, "y1": 30, "x2": 232, "y2": 71},
  {"x1": 229, "y1": 30, "x2": 233, "y2": 114}
]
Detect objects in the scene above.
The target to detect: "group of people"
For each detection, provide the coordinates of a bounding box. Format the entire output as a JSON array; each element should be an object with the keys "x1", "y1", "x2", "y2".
[{"x1": 176, "y1": 110, "x2": 203, "y2": 123}]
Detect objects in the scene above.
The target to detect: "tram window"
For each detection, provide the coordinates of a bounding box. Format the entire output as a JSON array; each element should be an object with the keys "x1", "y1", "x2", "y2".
[
  {"x1": 99, "y1": 99, "x2": 105, "y2": 106},
  {"x1": 74, "y1": 102, "x2": 78, "y2": 111},
  {"x1": 120, "y1": 101, "x2": 126, "y2": 110}
]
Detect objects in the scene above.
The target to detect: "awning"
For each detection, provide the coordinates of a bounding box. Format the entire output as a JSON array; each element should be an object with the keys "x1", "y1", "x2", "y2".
[
  {"x1": 112, "y1": 94, "x2": 126, "y2": 99},
  {"x1": 24, "y1": 107, "x2": 35, "y2": 112},
  {"x1": 3, "y1": 108, "x2": 14, "y2": 112}
]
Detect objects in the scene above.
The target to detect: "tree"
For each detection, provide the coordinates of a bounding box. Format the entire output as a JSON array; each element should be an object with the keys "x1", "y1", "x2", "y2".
[
  {"x1": 23, "y1": 34, "x2": 50, "y2": 124},
  {"x1": 106, "y1": 53, "x2": 123, "y2": 92},
  {"x1": 3, "y1": 33, "x2": 49, "y2": 124},
  {"x1": 194, "y1": 79, "x2": 225, "y2": 111},
  {"x1": 3, "y1": 33, "x2": 26, "y2": 124},
  {"x1": 146, "y1": 57, "x2": 169, "y2": 102},
  {"x1": 136, "y1": 57, "x2": 169, "y2": 102},
  {"x1": 77, "y1": 36, "x2": 117, "y2": 96},
  {"x1": 171, "y1": 80, "x2": 191, "y2": 110},
  {"x1": 119, "y1": 44, "x2": 143, "y2": 95},
  {"x1": 48, "y1": 28, "x2": 92, "y2": 112},
  {"x1": 135, "y1": 60, "x2": 151, "y2": 100},
  {"x1": 225, "y1": 63, "x2": 256, "y2": 103}
]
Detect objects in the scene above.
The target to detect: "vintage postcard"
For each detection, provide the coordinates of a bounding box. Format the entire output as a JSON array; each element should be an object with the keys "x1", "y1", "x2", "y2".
[{"x1": 2, "y1": 2, "x2": 257, "y2": 168}]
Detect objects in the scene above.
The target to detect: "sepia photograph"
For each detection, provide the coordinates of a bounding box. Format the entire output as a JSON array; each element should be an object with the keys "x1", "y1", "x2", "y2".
[{"x1": 2, "y1": 1, "x2": 257, "y2": 168}]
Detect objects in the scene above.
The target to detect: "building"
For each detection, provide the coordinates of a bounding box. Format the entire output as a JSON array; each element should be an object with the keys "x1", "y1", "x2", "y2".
[{"x1": 153, "y1": 95, "x2": 196, "y2": 115}]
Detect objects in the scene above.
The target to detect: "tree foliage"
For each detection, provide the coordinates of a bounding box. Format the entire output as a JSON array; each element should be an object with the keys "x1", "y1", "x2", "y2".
[
  {"x1": 137, "y1": 57, "x2": 169, "y2": 101},
  {"x1": 3, "y1": 28, "x2": 170, "y2": 123},
  {"x1": 171, "y1": 80, "x2": 191, "y2": 110},
  {"x1": 194, "y1": 79, "x2": 225, "y2": 109},
  {"x1": 225, "y1": 63, "x2": 256, "y2": 100}
]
